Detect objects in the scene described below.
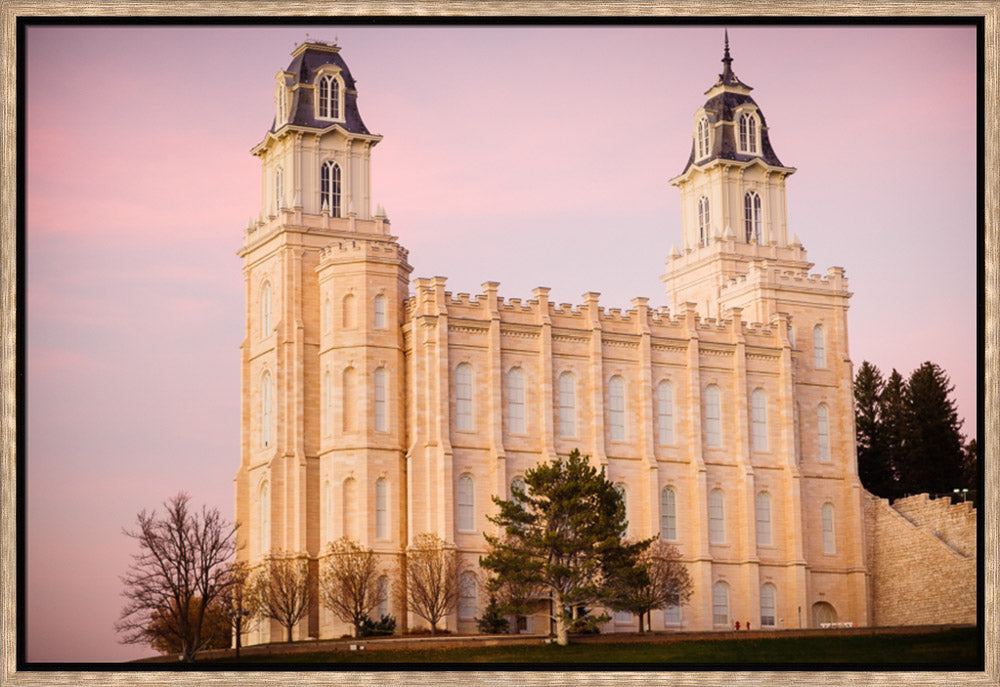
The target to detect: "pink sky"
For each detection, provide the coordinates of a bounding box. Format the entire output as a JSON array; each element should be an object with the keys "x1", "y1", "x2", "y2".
[{"x1": 23, "y1": 24, "x2": 978, "y2": 662}]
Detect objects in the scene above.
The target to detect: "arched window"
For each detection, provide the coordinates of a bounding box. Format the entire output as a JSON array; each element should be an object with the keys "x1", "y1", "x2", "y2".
[
  {"x1": 260, "y1": 281, "x2": 272, "y2": 338},
  {"x1": 744, "y1": 191, "x2": 761, "y2": 243},
  {"x1": 760, "y1": 583, "x2": 776, "y2": 627},
  {"x1": 376, "y1": 575, "x2": 390, "y2": 618},
  {"x1": 739, "y1": 112, "x2": 758, "y2": 154},
  {"x1": 260, "y1": 371, "x2": 272, "y2": 448},
  {"x1": 342, "y1": 367, "x2": 357, "y2": 433},
  {"x1": 343, "y1": 477, "x2": 358, "y2": 540},
  {"x1": 756, "y1": 491, "x2": 772, "y2": 546},
  {"x1": 817, "y1": 403, "x2": 831, "y2": 463},
  {"x1": 320, "y1": 160, "x2": 342, "y2": 217},
  {"x1": 660, "y1": 487, "x2": 677, "y2": 541},
  {"x1": 664, "y1": 592, "x2": 681, "y2": 626},
  {"x1": 751, "y1": 388, "x2": 768, "y2": 452},
  {"x1": 459, "y1": 571, "x2": 478, "y2": 619},
  {"x1": 708, "y1": 489, "x2": 725, "y2": 544},
  {"x1": 259, "y1": 481, "x2": 270, "y2": 555},
  {"x1": 657, "y1": 380, "x2": 675, "y2": 445},
  {"x1": 615, "y1": 483, "x2": 628, "y2": 528},
  {"x1": 373, "y1": 294, "x2": 387, "y2": 329},
  {"x1": 324, "y1": 370, "x2": 333, "y2": 435},
  {"x1": 608, "y1": 376, "x2": 626, "y2": 442},
  {"x1": 318, "y1": 73, "x2": 341, "y2": 120},
  {"x1": 696, "y1": 116, "x2": 710, "y2": 160},
  {"x1": 712, "y1": 581, "x2": 729, "y2": 627},
  {"x1": 324, "y1": 480, "x2": 333, "y2": 542},
  {"x1": 455, "y1": 363, "x2": 473, "y2": 431},
  {"x1": 276, "y1": 83, "x2": 287, "y2": 126},
  {"x1": 457, "y1": 474, "x2": 475, "y2": 531},
  {"x1": 704, "y1": 384, "x2": 722, "y2": 448},
  {"x1": 813, "y1": 324, "x2": 826, "y2": 369},
  {"x1": 324, "y1": 297, "x2": 332, "y2": 333},
  {"x1": 374, "y1": 367, "x2": 388, "y2": 432},
  {"x1": 274, "y1": 166, "x2": 284, "y2": 211},
  {"x1": 822, "y1": 503, "x2": 836, "y2": 554},
  {"x1": 698, "y1": 196, "x2": 711, "y2": 247},
  {"x1": 558, "y1": 371, "x2": 576, "y2": 438},
  {"x1": 342, "y1": 293, "x2": 356, "y2": 329},
  {"x1": 375, "y1": 477, "x2": 388, "y2": 539},
  {"x1": 510, "y1": 477, "x2": 525, "y2": 501},
  {"x1": 507, "y1": 367, "x2": 526, "y2": 434}
]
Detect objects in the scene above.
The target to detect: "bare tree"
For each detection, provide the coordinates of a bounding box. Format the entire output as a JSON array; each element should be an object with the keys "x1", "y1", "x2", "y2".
[
  {"x1": 250, "y1": 553, "x2": 312, "y2": 643},
  {"x1": 116, "y1": 493, "x2": 237, "y2": 662},
  {"x1": 319, "y1": 538, "x2": 382, "y2": 637},
  {"x1": 218, "y1": 560, "x2": 255, "y2": 659},
  {"x1": 626, "y1": 540, "x2": 694, "y2": 632},
  {"x1": 405, "y1": 533, "x2": 466, "y2": 634}
]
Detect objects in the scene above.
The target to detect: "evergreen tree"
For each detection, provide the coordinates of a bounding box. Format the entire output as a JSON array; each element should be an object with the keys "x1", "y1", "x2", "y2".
[
  {"x1": 878, "y1": 369, "x2": 909, "y2": 500},
  {"x1": 961, "y1": 438, "x2": 978, "y2": 492},
  {"x1": 904, "y1": 362, "x2": 965, "y2": 495},
  {"x1": 481, "y1": 449, "x2": 651, "y2": 645},
  {"x1": 854, "y1": 361, "x2": 895, "y2": 497}
]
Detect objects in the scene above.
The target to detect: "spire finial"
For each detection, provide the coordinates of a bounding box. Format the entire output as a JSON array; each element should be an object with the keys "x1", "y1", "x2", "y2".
[{"x1": 720, "y1": 29, "x2": 735, "y2": 83}]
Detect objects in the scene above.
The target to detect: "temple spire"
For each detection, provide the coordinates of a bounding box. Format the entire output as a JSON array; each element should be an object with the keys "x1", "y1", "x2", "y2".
[{"x1": 721, "y1": 29, "x2": 735, "y2": 83}]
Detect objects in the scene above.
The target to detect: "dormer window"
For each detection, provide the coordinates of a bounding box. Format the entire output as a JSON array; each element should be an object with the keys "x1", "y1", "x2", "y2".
[
  {"x1": 317, "y1": 73, "x2": 343, "y2": 121},
  {"x1": 744, "y1": 191, "x2": 761, "y2": 243},
  {"x1": 696, "y1": 116, "x2": 711, "y2": 160},
  {"x1": 738, "y1": 111, "x2": 759, "y2": 154}
]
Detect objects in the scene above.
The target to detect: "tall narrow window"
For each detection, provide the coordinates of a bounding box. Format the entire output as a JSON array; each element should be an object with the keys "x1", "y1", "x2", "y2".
[
  {"x1": 756, "y1": 491, "x2": 772, "y2": 546},
  {"x1": 739, "y1": 112, "x2": 758, "y2": 153},
  {"x1": 276, "y1": 83, "x2": 287, "y2": 126},
  {"x1": 455, "y1": 363, "x2": 473, "y2": 431},
  {"x1": 751, "y1": 388, "x2": 768, "y2": 451},
  {"x1": 708, "y1": 489, "x2": 725, "y2": 544},
  {"x1": 813, "y1": 324, "x2": 826, "y2": 369},
  {"x1": 615, "y1": 483, "x2": 628, "y2": 528},
  {"x1": 696, "y1": 116, "x2": 710, "y2": 159},
  {"x1": 698, "y1": 196, "x2": 711, "y2": 247},
  {"x1": 342, "y1": 293, "x2": 356, "y2": 329},
  {"x1": 657, "y1": 380, "x2": 675, "y2": 444},
  {"x1": 457, "y1": 474, "x2": 475, "y2": 531},
  {"x1": 260, "y1": 281, "x2": 272, "y2": 338},
  {"x1": 324, "y1": 480, "x2": 333, "y2": 542},
  {"x1": 704, "y1": 384, "x2": 722, "y2": 448},
  {"x1": 318, "y1": 74, "x2": 341, "y2": 119},
  {"x1": 342, "y1": 367, "x2": 357, "y2": 433},
  {"x1": 373, "y1": 294, "x2": 387, "y2": 329},
  {"x1": 760, "y1": 584, "x2": 776, "y2": 627},
  {"x1": 608, "y1": 376, "x2": 626, "y2": 442},
  {"x1": 375, "y1": 477, "x2": 388, "y2": 539},
  {"x1": 712, "y1": 582, "x2": 729, "y2": 627},
  {"x1": 664, "y1": 592, "x2": 681, "y2": 625},
  {"x1": 510, "y1": 477, "x2": 525, "y2": 503},
  {"x1": 324, "y1": 371, "x2": 333, "y2": 435},
  {"x1": 259, "y1": 482, "x2": 270, "y2": 555},
  {"x1": 324, "y1": 297, "x2": 332, "y2": 333},
  {"x1": 274, "y1": 167, "x2": 284, "y2": 210},
  {"x1": 459, "y1": 571, "x2": 478, "y2": 618},
  {"x1": 822, "y1": 503, "x2": 836, "y2": 554},
  {"x1": 660, "y1": 487, "x2": 677, "y2": 541},
  {"x1": 744, "y1": 191, "x2": 761, "y2": 243},
  {"x1": 507, "y1": 367, "x2": 526, "y2": 434},
  {"x1": 320, "y1": 161, "x2": 342, "y2": 217},
  {"x1": 260, "y1": 371, "x2": 272, "y2": 448},
  {"x1": 376, "y1": 575, "x2": 390, "y2": 618},
  {"x1": 343, "y1": 477, "x2": 358, "y2": 540},
  {"x1": 817, "y1": 403, "x2": 831, "y2": 463},
  {"x1": 558, "y1": 371, "x2": 576, "y2": 438},
  {"x1": 374, "y1": 367, "x2": 388, "y2": 432}
]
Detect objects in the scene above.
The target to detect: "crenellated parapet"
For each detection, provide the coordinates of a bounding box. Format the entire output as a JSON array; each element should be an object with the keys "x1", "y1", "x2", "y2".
[{"x1": 317, "y1": 234, "x2": 410, "y2": 269}]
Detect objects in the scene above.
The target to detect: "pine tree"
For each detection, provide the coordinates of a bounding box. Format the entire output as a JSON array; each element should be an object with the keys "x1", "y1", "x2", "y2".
[
  {"x1": 878, "y1": 369, "x2": 909, "y2": 500},
  {"x1": 905, "y1": 362, "x2": 965, "y2": 495},
  {"x1": 854, "y1": 361, "x2": 894, "y2": 497}
]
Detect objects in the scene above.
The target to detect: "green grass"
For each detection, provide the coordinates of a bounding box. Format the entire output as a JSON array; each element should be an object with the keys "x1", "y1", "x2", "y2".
[{"x1": 202, "y1": 627, "x2": 979, "y2": 666}]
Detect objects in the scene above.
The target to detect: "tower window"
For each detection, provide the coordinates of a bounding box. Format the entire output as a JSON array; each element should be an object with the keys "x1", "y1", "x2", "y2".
[
  {"x1": 324, "y1": 480, "x2": 333, "y2": 542},
  {"x1": 817, "y1": 403, "x2": 831, "y2": 463},
  {"x1": 457, "y1": 474, "x2": 475, "y2": 531},
  {"x1": 455, "y1": 363, "x2": 473, "y2": 431},
  {"x1": 373, "y1": 294, "x2": 387, "y2": 329},
  {"x1": 822, "y1": 502, "x2": 836, "y2": 554},
  {"x1": 704, "y1": 384, "x2": 722, "y2": 448},
  {"x1": 321, "y1": 161, "x2": 342, "y2": 217},
  {"x1": 343, "y1": 366, "x2": 357, "y2": 433},
  {"x1": 318, "y1": 74, "x2": 342, "y2": 120},
  {"x1": 739, "y1": 112, "x2": 759, "y2": 154},
  {"x1": 276, "y1": 82, "x2": 287, "y2": 127},
  {"x1": 813, "y1": 324, "x2": 827, "y2": 369},
  {"x1": 698, "y1": 196, "x2": 711, "y2": 247},
  {"x1": 260, "y1": 370, "x2": 272, "y2": 448},
  {"x1": 342, "y1": 293, "x2": 356, "y2": 329},
  {"x1": 375, "y1": 477, "x2": 388, "y2": 539},
  {"x1": 459, "y1": 571, "x2": 478, "y2": 618},
  {"x1": 696, "y1": 116, "x2": 711, "y2": 160},
  {"x1": 376, "y1": 575, "x2": 390, "y2": 618},
  {"x1": 657, "y1": 380, "x2": 674, "y2": 444},
  {"x1": 709, "y1": 489, "x2": 725, "y2": 544},
  {"x1": 744, "y1": 191, "x2": 761, "y2": 243},
  {"x1": 558, "y1": 371, "x2": 576, "y2": 438},
  {"x1": 274, "y1": 167, "x2": 284, "y2": 211},
  {"x1": 507, "y1": 367, "x2": 526, "y2": 435},
  {"x1": 751, "y1": 388, "x2": 768, "y2": 451},
  {"x1": 615, "y1": 483, "x2": 629, "y2": 530},
  {"x1": 608, "y1": 375, "x2": 626, "y2": 442},
  {"x1": 756, "y1": 491, "x2": 772, "y2": 546},
  {"x1": 760, "y1": 583, "x2": 776, "y2": 627},
  {"x1": 712, "y1": 581, "x2": 729, "y2": 627},
  {"x1": 374, "y1": 367, "x2": 388, "y2": 432},
  {"x1": 259, "y1": 481, "x2": 270, "y2": 555},
  {"x1": 660, "y1": 487, "x2": 677, "y2": 541},
  {"x1": 324, "y1": 370, "x2": 333, "y2": 435},
  {"x1": 260, "y1": 281, "x2": 272, "y2": 338}
]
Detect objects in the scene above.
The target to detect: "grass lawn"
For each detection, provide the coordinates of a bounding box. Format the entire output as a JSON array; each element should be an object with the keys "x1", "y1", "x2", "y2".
[{"x1": 201, "y1": 627, "x2": 979, "y2": 667}]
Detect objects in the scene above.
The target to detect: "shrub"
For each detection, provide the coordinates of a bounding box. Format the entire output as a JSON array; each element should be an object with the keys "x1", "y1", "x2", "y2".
[
  {"x1": 476, "y1": 596, "x2": 510, "y2": 634},
  {"x1": 358, "y1": 614, "x2": 396, "y2": 637}
]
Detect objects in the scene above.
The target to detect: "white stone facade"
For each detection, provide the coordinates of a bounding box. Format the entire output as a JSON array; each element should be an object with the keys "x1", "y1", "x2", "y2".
[{"x1": 235, "y1": 40, "x2": 871, "y2": 643}]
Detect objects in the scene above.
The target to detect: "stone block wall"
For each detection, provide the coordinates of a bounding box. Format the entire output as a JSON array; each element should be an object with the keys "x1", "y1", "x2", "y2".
[{"x1": 865, "y1": 492, "x2": 976, "y2": 626}]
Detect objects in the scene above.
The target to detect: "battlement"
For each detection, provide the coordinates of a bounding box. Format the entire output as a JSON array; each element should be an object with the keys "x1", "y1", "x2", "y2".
[
  {"x1": 318, "y1": 236, "x2": 409, "y2": 265},
  {"x1": 720, "y1": 262, "x2": 849, "y2": 294},
  {"x1": 243, "y1": 209, "x2": 393, "y2": 249}
]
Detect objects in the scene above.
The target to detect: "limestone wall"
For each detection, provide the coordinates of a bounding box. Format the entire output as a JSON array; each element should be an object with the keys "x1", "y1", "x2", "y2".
[{"x1": 865, "y1": 492, "x2": 976, "y2": 626}]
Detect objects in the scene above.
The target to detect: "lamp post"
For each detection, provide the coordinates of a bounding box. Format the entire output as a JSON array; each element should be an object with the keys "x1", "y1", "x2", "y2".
[{"x1": 228, "y1": 607, "x2": 251, "y2": 660}]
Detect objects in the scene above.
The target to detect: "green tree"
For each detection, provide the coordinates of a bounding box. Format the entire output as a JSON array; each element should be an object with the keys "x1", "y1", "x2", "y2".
[
  {"x1": 854, "y1": 361, "x2": 895, "y2": 497},
  {"x1": 481, "y1": 449, "x2": 650, "y2": 645},
  {"x1": 961, "y1": 438, "x2": 978, "y2": 491},
  {"x1": 904, "y1": 361, "x2": 966, "y2": 495},
  {"x1": 878, "y1": 369, "x2": 909, "y2": 500}
]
